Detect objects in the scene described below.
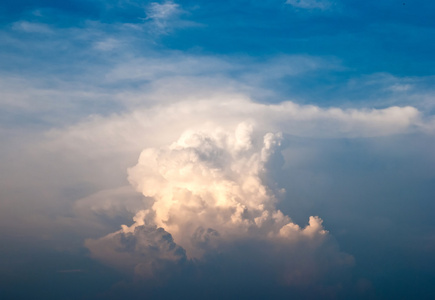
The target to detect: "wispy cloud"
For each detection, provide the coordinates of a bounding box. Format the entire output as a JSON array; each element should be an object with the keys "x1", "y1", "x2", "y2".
[
  {"x1": 286, "y1": 0, "x2": 332, "y2": 10},
  {"x1": 144, "y1": 1, "x2": 188, "y2": 34},
  {"x1": 11, "y1": 21, "x2": 53, "y2": 34},
  {"x1": 146, "y1": 1, "x2": 181, "y2": 21}
]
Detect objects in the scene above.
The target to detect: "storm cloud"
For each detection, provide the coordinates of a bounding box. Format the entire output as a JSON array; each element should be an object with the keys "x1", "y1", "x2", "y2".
[{"x1": 1, "y1": 0, "x2": 435, "y2": 299}]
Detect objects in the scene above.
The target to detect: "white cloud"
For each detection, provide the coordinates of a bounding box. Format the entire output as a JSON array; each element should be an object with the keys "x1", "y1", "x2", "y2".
[
  {"x1": 286, "y1": 0, "x2": 332, "y2": 10},
  {"x1": 388, "y1": 83, "x2": 413, "y2": 92},
  {"x1": 125, "y1": 124, "x2": 291, "y2": 256},
  {"x1": 144, "y1": 1, "x2": 188, "y2": 34},
  {"x1": 146, "y1": 1, "x2": 181, "y2": 21},
  {"x1": 49, "y1": 96, "x2": 421, "y2": 159},
  {"x1": 11, "y1": 21, "x2": 53, "y2": 34},
  {"x1": 93, "y1": 38, "x2": 121, "y2": 51},
  {"x1": 86, "y1": 122, "x2": 353, "y2": 286},
  {"x1": 36, "y1": 88, "x2": 427, "y2": 252},
  {"x1": 47, "y1": 85, "x2": 425, "y2": 283}
]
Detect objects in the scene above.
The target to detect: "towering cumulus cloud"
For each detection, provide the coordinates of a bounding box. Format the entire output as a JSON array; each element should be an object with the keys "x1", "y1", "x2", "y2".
[
  {"x1": 126, "y1": 123, "x2": 327, "y2": 256},
  {"x1": 86, "y1": 121, "x2": 354, "y2": 295}
]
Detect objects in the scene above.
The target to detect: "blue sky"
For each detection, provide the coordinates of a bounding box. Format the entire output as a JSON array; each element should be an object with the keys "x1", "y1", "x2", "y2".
[{"x1": 1, "y1": 1, "x2": 435, "y2": 299}]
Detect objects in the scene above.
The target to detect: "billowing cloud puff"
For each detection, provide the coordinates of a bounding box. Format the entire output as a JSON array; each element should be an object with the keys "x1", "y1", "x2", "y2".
[
  {"x1": 86, "y1": 122, "x2": 353, "y2": 291},
  {"x1": 126, "y1": 123, "x2": 329, "y2": 256}
]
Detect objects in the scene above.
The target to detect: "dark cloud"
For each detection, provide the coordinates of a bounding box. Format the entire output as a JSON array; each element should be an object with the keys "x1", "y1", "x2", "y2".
[{"x1": 86, "y1": 226, "x2": 354, "y2": 300}]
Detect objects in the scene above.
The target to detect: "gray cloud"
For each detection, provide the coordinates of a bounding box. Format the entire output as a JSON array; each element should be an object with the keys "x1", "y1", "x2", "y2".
[{"x1": 86, "y1": 224, "x2": 186, "y2": 279}]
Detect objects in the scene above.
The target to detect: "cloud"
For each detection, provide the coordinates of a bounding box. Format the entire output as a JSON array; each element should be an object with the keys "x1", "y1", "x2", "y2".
[
  {"x1": 144, "y1": 1, "x2": 190, "y2": 34},
  {"x1": 73, "y1": 185, "x2": 148, "y2": 234},
  {"x1": 86, "y1": 224, "x2": 187, "y2": 279},
  {"x1": 66, "y1": 87, "x2": 434, "y2": 295},
  {"x1": 35, "y1": 84, "x2": 429, "y2": 256},
  {"x1": 1, "y1": 2, "x2": 435, "y2": 298},
  {"x1": 39, "y1": 91, "x2": 427, "y2": 241},
  {"x1": 11, "y1": 21, "x2": 53, "y2": 34},
  {"x1": 146, "y1": 1, "x2": 181, "y2": 21},
  {"x1": 125, "y1": 124, "x2": 291, "y2": 255},
  {"x1": 286, "y1": 0, "x2": 332, "y2": 10},
  {"x1": 50, "y1": 97, "x2": 421, "y2": 159},
  {"x1": 85, "y1": 122, "x2": 353, "y2": 293},
  {"x1": 93, "y1": 38, "x2": 121, "y2": 51}
]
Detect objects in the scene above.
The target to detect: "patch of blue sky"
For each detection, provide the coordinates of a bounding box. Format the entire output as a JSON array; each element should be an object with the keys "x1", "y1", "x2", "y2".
[
  {"x1": 1, "y1": 0, "x2": 435, "y2": 124},
  {"x1": 1, "y1": 2, "x2": 434, "y2": 76}
]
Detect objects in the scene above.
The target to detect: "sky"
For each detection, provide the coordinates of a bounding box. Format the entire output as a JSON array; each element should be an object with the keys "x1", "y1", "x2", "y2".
[{"x1": 0, "y1": 0, "x2": 435, "y2": 299}]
